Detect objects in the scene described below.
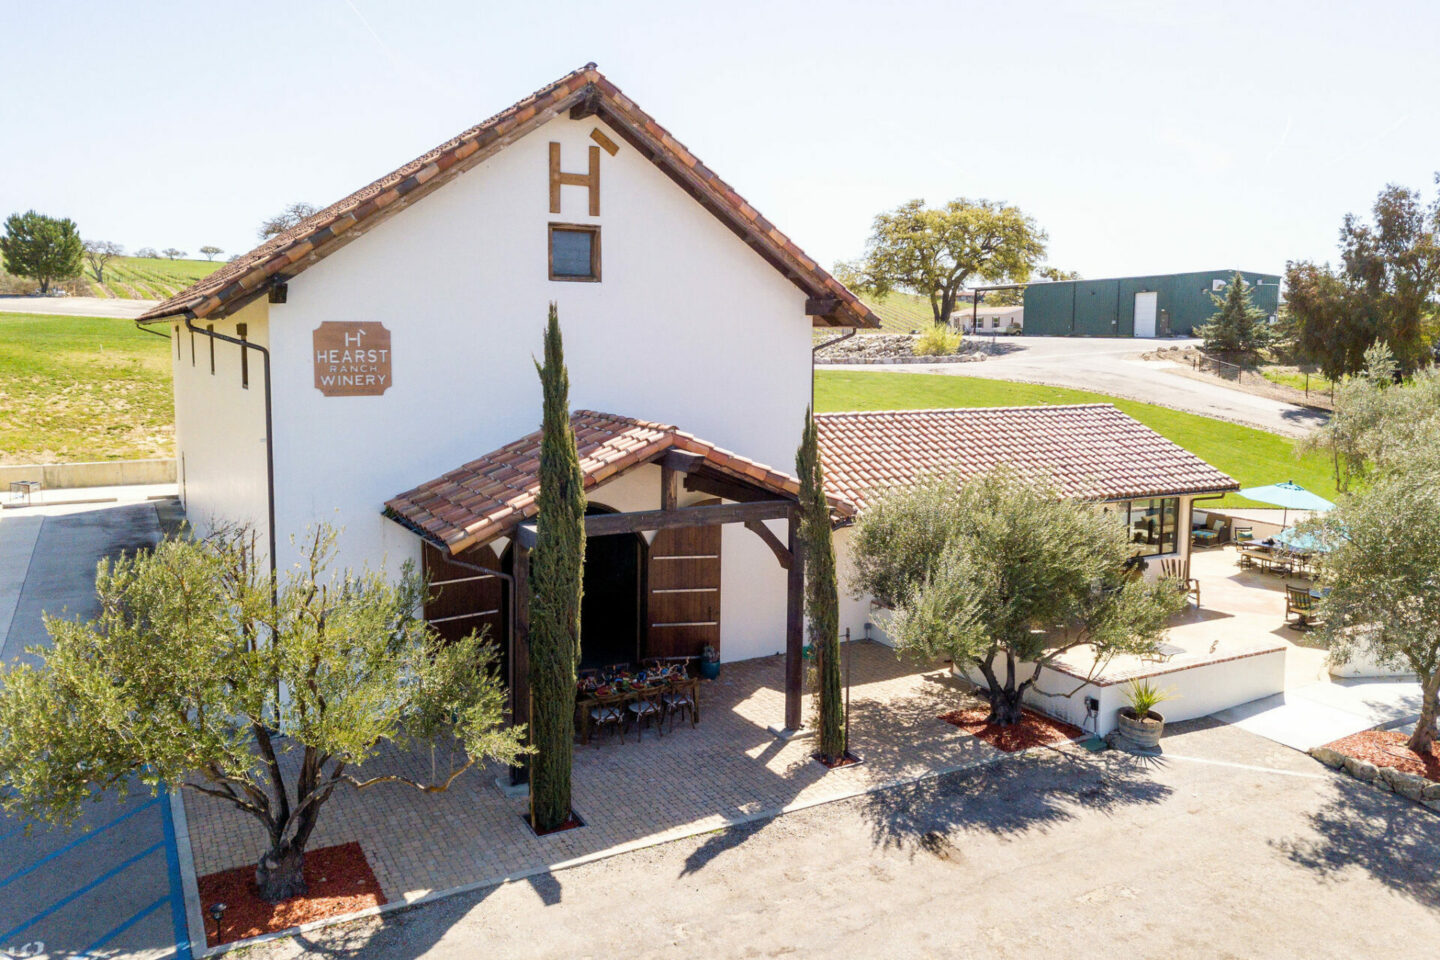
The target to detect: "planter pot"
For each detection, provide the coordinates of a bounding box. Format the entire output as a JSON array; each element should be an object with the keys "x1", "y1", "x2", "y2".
[
  {"x1": 1116, "y1": 708, "x2": 1166, "y2": 749},
  {"x1": 699, "y1": 659, "x2": 720, "y2": 680}
]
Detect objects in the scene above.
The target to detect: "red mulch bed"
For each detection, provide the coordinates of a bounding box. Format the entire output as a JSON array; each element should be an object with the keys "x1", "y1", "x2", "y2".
[
  {"x1": 197, "y1": 841, "x2": 385, "y2": 947},
  {"x1": 812, "y1": 750, "x2": 863, "y2": 769},
  {"x1": 1323, "y1": 729, "x2": 1440, "y2": 783},
  {"x1": 940, "y1": 707, "x2": 1084, "y2": 752}
]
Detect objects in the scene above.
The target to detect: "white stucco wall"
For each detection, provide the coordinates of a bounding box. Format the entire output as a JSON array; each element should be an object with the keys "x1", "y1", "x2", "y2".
[
  {"x1": 251, "y1": 113, "x2": 812, "y2": 582},
  {"x1": 953, "y1": 648, "x2": 1287, "y2": 736},
  {"x1": 170, "y1": 299, "x2": 270, "y2": 543}
]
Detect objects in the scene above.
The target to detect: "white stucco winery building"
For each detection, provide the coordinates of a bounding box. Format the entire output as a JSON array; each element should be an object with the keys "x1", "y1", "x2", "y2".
[{"x1": 142, "y1": 65, "x2": 1243, "y2": 734}]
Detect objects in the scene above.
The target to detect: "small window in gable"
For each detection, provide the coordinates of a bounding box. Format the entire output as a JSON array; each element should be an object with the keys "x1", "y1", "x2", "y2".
[{"x1": 549, "y1": 223, "x2": 600, "y2": 282}]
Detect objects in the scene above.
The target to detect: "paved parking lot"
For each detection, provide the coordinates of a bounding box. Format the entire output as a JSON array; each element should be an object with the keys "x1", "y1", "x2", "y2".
[{"x1": 0, "y1": 500, "x2": 189, "y2": 959}]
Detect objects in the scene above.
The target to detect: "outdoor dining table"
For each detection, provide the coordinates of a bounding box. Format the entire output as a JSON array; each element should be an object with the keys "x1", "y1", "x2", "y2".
[{"x1": 575, "y1": 674, "x2": 701, "y2": 745}]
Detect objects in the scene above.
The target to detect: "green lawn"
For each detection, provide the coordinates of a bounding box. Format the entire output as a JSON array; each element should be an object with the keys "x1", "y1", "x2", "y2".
[
  {"x1": 0, "y1": 312, "x2": 173, "y2": 464},
  {"x1": 814, "y1": 369, "x2": 1338, "y2": 509},
  {"x1": 1260, "y1": 366, "x2": 1334, "y2": 395}
]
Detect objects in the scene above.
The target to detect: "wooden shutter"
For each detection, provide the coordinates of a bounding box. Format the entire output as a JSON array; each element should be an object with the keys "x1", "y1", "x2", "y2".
[
  {"x1": 646, "y1": 522, "x2": 721, "y2": 659},
  {"x1": 423, "y1": 542, "x2": 506, "y2": 650}
]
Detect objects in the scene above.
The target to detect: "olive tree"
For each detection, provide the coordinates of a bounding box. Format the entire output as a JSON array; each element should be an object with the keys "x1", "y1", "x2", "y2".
[
  {"x1": 850, "y1": 469, "x2": 1184, "y2": 725},
  {"x1": 1311, "y1": 459, "x2": 1440, "y2": 752},
  {"x1": 0, "y1": 526, "x2": 525, "y2": 903}
]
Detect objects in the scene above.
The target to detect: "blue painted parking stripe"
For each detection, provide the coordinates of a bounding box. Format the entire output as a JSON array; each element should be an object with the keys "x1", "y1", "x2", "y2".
[
  {"x1": 160, "y1": 795, "x2": 194, "y2": 960},
  {"x1": 77, "y1": 895, "x2": 167, "y2": 956},
  {"x1": 0, "y1": 839, "x2": 164, "y2": 942},
  {"x1": 0, "y1": 795, "x2": 161, "y2": 890}
]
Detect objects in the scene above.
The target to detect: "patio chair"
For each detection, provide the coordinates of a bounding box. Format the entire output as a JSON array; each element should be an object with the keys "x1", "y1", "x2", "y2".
[
  {"x1": 1159, "y1": 557, "x2": 1200, "y2": 607},
  {"x1": 1233, "y1": 525, "x2": 1254, "y2": 543},
  {"x1": 1285, "y1": 584, "x2": 1318, "y2": 631},
  {"x1": 626, "y1": 687, "x2": 665, "y2": 742},
  {"x1": 583, "y1": 692, "x2": 627, "y2": 746},
  {"x1": 662, "y1": 676, "x2": 699, "y2": 731}
]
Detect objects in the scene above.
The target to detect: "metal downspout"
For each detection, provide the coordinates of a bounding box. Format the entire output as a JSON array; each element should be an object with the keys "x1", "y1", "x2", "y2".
[{"x1": 140, "y1": 314, "x2": 278, "y2": 586}]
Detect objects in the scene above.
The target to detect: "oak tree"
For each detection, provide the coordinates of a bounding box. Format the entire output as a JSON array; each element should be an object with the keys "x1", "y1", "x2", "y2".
[{"x1": 839, "y1": 199, "x2": 1047, "y2": 326}]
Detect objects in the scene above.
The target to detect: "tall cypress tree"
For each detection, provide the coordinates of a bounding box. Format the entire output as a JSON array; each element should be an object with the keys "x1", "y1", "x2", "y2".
[
  {"x1": 530, "y1": 304, "x2": 585, "y2": 831},
  {"x1": 797, "y1": 407, "x2": 844, "y2": 762}
]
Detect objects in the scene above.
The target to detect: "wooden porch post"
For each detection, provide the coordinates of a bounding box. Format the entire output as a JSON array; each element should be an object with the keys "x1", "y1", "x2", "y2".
[
  {"x1": 784, "y1": 505, "x2": 805, "y2": 731},
  {"x1": 509, "y1": 541, "x2": 532, "y2": 786}
]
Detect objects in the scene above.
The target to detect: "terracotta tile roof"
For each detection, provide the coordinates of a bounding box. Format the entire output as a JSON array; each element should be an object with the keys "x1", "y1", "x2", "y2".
[
  {"x1": 140, "y1": 64, "x2": 879, "y2": 330},
  {"x1": 814, "y1": 405, "x2": 1238, "y2": 510},
  {"x1": 386, "y1": 410, "x2": 854, "y2": 554}
]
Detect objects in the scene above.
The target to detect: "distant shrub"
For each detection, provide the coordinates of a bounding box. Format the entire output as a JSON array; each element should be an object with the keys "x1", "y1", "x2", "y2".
[{"x1": 913, "y1": 324, "x2": 962, "y2": 356}]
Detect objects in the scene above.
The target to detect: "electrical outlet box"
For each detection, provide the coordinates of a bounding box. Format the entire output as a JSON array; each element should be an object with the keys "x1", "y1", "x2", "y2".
[{"x1": 1084, "y1": 696, "x2": 1100, "y2": 713}]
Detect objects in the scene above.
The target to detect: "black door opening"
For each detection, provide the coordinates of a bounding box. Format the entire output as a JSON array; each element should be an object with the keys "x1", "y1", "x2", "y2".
[{"x1": 578, "y1": 505, "x2": 644, "y2": 670}]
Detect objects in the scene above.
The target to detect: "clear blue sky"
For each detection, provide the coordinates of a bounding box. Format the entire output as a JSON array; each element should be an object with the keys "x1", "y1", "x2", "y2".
[{"x1": 2, "y1": 0, "x2": 1436, "y2": 279}]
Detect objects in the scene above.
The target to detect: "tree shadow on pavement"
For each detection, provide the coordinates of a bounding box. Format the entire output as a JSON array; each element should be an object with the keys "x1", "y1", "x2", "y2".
[
  {"x1": 858, "y1": 746, "x2": 1173, "y2": 855},
  {"x1": 1273, "y1": 778, "x2": 1440, "y2": 908}
]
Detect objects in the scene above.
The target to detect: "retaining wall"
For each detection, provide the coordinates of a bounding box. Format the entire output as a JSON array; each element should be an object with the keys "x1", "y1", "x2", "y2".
[{"x1": 0, "y1": 458, "x2": 176, "y2": 490}]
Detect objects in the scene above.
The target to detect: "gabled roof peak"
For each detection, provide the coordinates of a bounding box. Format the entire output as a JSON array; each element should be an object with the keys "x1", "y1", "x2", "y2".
[{"x1": 140, "y1": 65, "x2": 878, "y2": 330}]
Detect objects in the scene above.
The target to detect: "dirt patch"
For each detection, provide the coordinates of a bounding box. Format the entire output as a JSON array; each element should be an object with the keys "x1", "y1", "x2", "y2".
[
  {"x1": 1323, "y1": 729, "x2": 1440, "y2": 783},
  {"x1": 939, "y1": 707, "x2": 1083, "y2": 752},
  {"x1": 198, "y1": 841, "x2": 385, "y2": 947}
]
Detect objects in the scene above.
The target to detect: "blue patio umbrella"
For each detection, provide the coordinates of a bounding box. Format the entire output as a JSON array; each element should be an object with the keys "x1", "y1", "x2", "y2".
[
  {"x1": 1274, "y1": 526, "x2": 1328, "y2": 554},
  {"x1": 1237, "y1": 480, "x2": 1335, "y2": 530}
]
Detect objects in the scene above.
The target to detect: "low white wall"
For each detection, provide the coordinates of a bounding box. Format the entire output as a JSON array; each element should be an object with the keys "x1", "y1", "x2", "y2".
[
  {"x1": 0, "y1": 458, "x2": 177, "y2": 490},
  {"x1": 954, "y1": 646, "x2": 1288, "y2": 736},
  {"x1": 1328, "y1": 647, "x2": 1415, "y2": 679}
]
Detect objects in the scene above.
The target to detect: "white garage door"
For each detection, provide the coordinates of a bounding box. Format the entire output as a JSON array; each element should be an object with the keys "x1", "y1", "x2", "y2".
[{"x1": 1134, "y1": 291, "x2": 1158, "y2": 338}]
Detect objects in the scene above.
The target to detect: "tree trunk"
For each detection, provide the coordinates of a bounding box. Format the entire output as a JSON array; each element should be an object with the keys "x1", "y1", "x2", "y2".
[
  {"x1": 986, "y1": 688, "x2": 1025, "y2": 726},
  {"x1": 1406, "y1": 671, "x2": 1440, "y2": 753},
  {"x1": 255, "y1": 843, "x2": 307, "y2": 903}
]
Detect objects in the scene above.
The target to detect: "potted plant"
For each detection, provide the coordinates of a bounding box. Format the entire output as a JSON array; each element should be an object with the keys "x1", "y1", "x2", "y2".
[
  {"x1": 1116, "y1": 679, "x2": 1173, "y2": 749},
  {"x1": 698, "y1": 643, "x2": 720, "y2": 680}
]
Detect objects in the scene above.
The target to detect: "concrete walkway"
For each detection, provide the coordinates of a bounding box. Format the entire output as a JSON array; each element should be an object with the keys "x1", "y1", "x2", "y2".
[
  {"x1": 821, "y1": 335, "x2": 1328, "y2": 437},
  {"x1": 1212, "y1": 679, "x2": 1424, "y2": 751},
  {"x1": 0, "y1": 497, "x2": 190, "y2": 959}
]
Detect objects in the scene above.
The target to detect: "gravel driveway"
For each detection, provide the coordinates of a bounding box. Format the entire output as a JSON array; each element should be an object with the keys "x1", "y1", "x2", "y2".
[
  {"x1": 822, "y1": 336, "x2": 1328, "y2": 437},
  {"x1": 248, "y1": 719, "x2": 1440, "y2": 960}
]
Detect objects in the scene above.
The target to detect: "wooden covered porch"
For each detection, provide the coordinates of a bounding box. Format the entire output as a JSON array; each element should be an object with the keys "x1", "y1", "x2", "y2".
[{"x1": 384, "y1": 411, "x2": 858, "y2": 783}]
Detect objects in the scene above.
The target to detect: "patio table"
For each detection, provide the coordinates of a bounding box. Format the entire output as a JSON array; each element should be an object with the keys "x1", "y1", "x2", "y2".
[{"x1": 576, "y1": 675, "x2": 700, "y2": 744}]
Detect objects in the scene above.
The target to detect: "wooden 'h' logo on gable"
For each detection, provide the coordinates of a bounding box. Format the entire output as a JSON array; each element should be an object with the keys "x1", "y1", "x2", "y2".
[{"x1": 549, "y1": 142, "x2": 600, "y2": 216}]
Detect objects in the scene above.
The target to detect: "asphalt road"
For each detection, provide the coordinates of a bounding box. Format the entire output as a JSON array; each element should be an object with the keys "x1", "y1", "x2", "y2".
[
  {"x1": 823, "y1": 336, "x2": 1329, "y2": 437},
  {"x1": 0, "y1": 501, "x2": 189, "y2": 960},
  {"x1": 251, "y1": 720, "x2": 1440, "y2": 960},
  {"x1": 0, "y1": 295, "x2": 157, "y2": 319}
]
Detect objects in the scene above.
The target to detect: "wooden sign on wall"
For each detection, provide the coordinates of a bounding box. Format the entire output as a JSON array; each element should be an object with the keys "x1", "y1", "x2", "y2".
[{"x1": 312, "y1": 321, "x2": 392, "y2": 396}]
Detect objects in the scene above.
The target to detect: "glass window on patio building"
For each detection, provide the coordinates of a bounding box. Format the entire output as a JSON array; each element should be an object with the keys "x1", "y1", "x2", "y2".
[{"x1": 1119, "y1": 497, "x2": 1179, "y2": 556}]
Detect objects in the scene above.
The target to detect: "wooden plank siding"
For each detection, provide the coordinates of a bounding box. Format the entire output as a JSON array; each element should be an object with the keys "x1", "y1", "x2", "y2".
[{"x1": 646, "y1": 522, "x2": 721, "y2": 659}]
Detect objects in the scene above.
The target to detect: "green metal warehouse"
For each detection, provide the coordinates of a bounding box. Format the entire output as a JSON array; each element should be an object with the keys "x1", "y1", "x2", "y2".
[{"x1": 1021, "y1": 269, "x2": 1280, "y2": 338}]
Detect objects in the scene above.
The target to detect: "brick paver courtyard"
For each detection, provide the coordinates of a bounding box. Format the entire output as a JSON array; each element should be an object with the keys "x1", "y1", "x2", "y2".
[{"x1": 180, "y1": 642, "x2": 1009, "y2": 906}]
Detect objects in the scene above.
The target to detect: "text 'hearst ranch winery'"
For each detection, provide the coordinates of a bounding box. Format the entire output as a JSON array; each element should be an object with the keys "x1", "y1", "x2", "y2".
[{"x1": 312, "y1": 321, "x2": 393, "y2": 397}]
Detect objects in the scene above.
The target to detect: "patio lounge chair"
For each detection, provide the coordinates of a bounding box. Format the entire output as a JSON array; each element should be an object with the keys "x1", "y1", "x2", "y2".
[
  {"x1": 1285, "y1": 584, "x2": 1318, "y2": 630},
  {"x1": 1159, "y1": 557, "x2": 1200, "y2": 607}
]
